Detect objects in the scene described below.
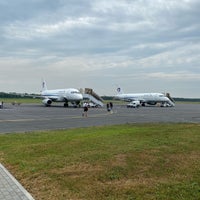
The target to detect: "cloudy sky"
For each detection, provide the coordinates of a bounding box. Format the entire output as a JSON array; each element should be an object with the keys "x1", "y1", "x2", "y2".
[{"x1": 0, "y1": 0, "x2": 200, "y2": 97}]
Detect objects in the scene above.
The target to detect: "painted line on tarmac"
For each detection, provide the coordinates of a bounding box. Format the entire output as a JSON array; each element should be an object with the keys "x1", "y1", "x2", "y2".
[
  {"x1": 0, "y1": 112, "x2": 112, "y2": 123},
  {"x1": 0, "y1": 119, "x2": 36, "y2": 122}
]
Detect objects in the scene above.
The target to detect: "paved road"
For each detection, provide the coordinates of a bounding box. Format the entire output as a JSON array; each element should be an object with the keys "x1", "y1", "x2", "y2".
[{"x1": 0, "y1": 103, "x2": 200, "y2": 134}]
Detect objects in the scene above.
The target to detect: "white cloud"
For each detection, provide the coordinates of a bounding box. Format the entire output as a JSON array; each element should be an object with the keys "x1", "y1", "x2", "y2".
[
  {"x1": 3, "y1": 17, "x2": 98, "y2": 40},
  {"x1": 146, "y1": 71, "x2": 200, "y2": 80}
]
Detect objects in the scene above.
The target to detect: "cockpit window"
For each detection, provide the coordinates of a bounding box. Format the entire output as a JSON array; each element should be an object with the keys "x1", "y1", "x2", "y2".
[{"x1": 71, "y1": 91, "x2": 80, "y2": 94}]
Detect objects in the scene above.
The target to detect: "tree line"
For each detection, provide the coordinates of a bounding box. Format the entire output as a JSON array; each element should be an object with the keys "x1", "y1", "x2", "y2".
[
  {"x1": 0, "y1": 92, "x2": 34, "y2": 99},
  {"x1": 0, "y1": 92, "x2": 200, "y2": 102}
]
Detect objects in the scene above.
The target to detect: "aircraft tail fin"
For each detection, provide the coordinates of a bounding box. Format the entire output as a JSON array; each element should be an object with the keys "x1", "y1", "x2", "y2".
[
  {"x1": 116, "y1": 86, "x2": 124, "y2": 94},
  {"x1": 42, "y1": 79, "x2": 47, "y2": 91}
]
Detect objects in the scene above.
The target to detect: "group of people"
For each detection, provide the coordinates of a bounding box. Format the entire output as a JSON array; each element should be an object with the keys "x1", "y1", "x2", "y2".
[
  {"x1": 82, "y1": 101, "x2": 113, "y2": 117},
  {"x1": 106, "y1": 102, "x2": 113, "y2": 113}
]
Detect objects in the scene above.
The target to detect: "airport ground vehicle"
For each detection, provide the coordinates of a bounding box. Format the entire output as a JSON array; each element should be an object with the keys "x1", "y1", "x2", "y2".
[
  {"x1": 82, "y1": 102, "x2": 99, "y2": 108},
  {"x1": 127, "y1": 100, "x2": 140, "y2": 108},
  {"x1": 88, "y1": 102, "x2": 99, "y2": 108}
]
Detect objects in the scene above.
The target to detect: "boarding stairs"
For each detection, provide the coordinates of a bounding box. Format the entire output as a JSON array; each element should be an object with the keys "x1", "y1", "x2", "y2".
[
  {"x1": 165, "y1": 93, "x2": 175, "y2": 106},
  {"x1": 82, "y1": 88, "x2": 104, "y2": 107}
]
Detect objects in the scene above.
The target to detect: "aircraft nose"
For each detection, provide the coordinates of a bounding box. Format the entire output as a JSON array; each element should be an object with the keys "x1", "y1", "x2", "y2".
[
  {"x1": 79, "y1": 94, "x2": 83, "y2": 100},
  {"x1": 75, "y1": 93, "x2": 83, "y2": 100}
]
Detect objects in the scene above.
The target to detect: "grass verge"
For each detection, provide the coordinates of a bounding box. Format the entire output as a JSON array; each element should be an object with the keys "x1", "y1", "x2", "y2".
[
  {"x1": 0, "y1": 98, "x2": 40, "y2": 104},
  {"x1": 0, "y1": 123, "x2": 200, "y2": 200}
]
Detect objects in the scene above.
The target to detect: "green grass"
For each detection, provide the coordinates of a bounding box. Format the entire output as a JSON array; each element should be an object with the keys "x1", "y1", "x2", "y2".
[
  {"x1": 0, "y1": 123, "x2": 200, "y2": 200},
  {"x1": 0, "y1": 98, "x2": 40, "y2": 104}
]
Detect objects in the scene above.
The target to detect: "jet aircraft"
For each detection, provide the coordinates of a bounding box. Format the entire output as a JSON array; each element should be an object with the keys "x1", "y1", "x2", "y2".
[
  {"x1": 40, "y1": 80, "x2": 83, "y2": 107},
  {"x1": 115, "y1": 87, "x2": 175, "y2": 107}
]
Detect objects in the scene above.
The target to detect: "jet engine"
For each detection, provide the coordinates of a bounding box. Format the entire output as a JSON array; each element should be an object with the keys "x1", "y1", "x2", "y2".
[
  {"x1": 147, "y1": 102, "x2": 157, "y2": 105},
  {"x1": 42, "y1": 98, "x2": 52, "y2": 106}
]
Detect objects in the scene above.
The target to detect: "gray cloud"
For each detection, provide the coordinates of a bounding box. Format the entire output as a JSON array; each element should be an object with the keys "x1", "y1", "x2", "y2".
[{"x1": 0, "y1": 0, "x2": 199, "y2": 97}]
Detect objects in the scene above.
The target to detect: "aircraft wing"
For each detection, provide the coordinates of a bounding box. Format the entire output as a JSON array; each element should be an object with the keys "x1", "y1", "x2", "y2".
[
  {"x1": 43, "y1": 95, "x2": 59, "y2": 101},
  {"x1": 127, "y1": 97, "x2": 145, "y2": 102},
  {"x1": 32, "y1": 95, "x2": 43, "y2": 99},
  {"x1": 34, "y1": 94, "x2": 59, "y2": 101}
]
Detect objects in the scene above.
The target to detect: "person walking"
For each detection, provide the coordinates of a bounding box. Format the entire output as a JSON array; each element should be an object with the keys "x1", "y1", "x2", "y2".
[
  {"x1": 82, "y1": 102, "x2": 88, "y2": 117},
  {"x1": 109, "y1": 102, "x2": 113, "y2": 114},
  {"x1": 106, "y1": 103, "x2": 110, "y2": 112}
]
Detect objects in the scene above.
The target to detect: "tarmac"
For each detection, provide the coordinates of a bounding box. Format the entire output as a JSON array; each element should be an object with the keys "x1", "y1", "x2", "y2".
[
  {"x1": 0, "y1": 102, "x2": 200, "y2": 199},
  {"x1": 1, "y1": 103, "x2": 200, "y2": 134}
]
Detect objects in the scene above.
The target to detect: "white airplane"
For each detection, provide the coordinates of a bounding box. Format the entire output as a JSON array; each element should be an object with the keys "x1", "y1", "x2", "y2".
[
  {"x1": 115, "y1": 87, "x2": 175, "y2": 107},
  {"x1": 40, "y1": 80, "x2": 83, "y2": 107}
]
